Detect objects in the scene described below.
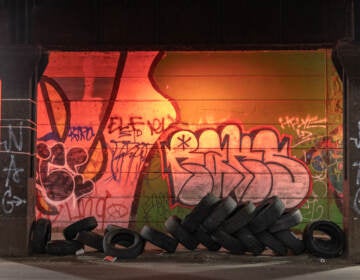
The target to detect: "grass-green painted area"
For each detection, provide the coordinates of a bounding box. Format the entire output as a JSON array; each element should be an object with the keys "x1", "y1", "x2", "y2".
[{"x1": 133, "y1": 148, "x2": 191, "y2": 232}]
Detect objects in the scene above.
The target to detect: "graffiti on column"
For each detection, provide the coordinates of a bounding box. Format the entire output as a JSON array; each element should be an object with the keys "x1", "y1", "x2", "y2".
[
  {"x1": 350, "y1": 121, "x2": 360, "y2": 215},
  {"x1": 350, "y1": 121, "x2": 360, "y2": 149},
  {"x1": 160, "y1": 124, "x2": 312, "y2": 209},
  {"x1": 352, "y1": 161, "x2": 360, "y2": 215},
  {"x1": 0, "y1": 122, "x2": 27, "y2": 214}
]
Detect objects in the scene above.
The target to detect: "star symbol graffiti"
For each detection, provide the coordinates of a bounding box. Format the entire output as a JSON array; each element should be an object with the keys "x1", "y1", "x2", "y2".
[{"x1": 176, "y1": 134, "x2": 192, "y2": 150}]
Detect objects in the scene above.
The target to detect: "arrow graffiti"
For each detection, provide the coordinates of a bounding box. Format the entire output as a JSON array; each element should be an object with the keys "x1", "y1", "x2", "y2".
[{"x1": 1, "y1": 124, "x2": 27, "y2": 215}]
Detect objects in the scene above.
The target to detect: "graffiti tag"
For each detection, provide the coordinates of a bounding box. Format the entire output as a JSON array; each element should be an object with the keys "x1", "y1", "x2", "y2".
[
  {"x1": 279, "y1": 115, "x2": 327, "y2": 147},
  {"x1": 160, "y1": 123, "x2": 312, "y2": 209},
  {"x1": 68, "y1": 126, "x2": 95, "y2": 142}
]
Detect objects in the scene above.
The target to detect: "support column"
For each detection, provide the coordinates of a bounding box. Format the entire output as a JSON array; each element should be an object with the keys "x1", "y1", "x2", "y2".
[
  {"x1": 0, "y1": 46, "x2": 47, "y2": 256},
  {"x1": 334, "y1": 40, "x2": 360, "y2": 262}
]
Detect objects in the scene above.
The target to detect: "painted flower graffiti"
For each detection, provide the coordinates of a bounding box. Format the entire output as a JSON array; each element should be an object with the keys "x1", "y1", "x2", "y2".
[{"x1": 36, "y1": 142, "x2": 94, "y2": 209}]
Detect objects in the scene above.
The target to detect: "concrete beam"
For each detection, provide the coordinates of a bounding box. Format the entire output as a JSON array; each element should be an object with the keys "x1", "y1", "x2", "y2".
[
  {"x1": 0, "y1": 45, "x2": 47, "y2": 256},
  {"x1": 333, "y1": 40, "x2": 360, "y2": 262}
]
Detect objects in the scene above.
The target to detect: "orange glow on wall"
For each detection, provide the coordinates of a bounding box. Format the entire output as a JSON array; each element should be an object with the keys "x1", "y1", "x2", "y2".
[{"x1": 35, "y1": 50, "x2": 343, "y2": 230}]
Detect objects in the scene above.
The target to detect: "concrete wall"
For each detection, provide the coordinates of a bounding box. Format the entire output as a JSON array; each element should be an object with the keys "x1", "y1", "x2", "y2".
[{"x1": 35, "y1": 50, "x2": 343, "y2": 232}]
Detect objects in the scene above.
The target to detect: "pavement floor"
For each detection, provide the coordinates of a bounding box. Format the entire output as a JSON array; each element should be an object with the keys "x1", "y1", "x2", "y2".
[{"x1": 0, "y1": 243, "x2": 358, "y2": 280}]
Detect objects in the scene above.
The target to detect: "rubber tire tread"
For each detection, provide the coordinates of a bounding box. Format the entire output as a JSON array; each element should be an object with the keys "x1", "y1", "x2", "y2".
[
  {"x1": 182, "y1": 193, "x2": 221, "y2": 232},
  {"x1": 274, "y1": 230, "x2": 305, "y2": 255},
  {"x1": 248, "y1": 196, "x2": 285, "y2": 234},
  {"x1": 140, "y1": 225, "x2": 178, "y2": 253},
  {"x1": 268, "y1": 209, "x2": 303, "y2": 233},
  {"x1": 165, "y1": 215, "x2": 199, "y2": 250},
  {"x1": 105, "y1": 224, "x2": 125, "y2": 233},
  {"x1": 45, "y1": 240, "x2": 84, "y2": 255},
  {"x1": 103, "y1": 228, "x2": 145, "y2": 259},
  {"x1": 221, "y1": 201, "x2": 255, "y2": 234},
  {"x1": 256, "y1": 231, "x2": 288, "y2": 256},
  {"x1": 104, "y1": 224, "x2": 133, "y2": 247},
  {"x1": 202, "y1": 196, "x2": 238, "y2": 233},
  {"x1": 212, "y1": 229, "x2": 246, "y2": 254},
  {"x1": 31, "y1": 218, "x2": 52, "y2": 254},
  {"x1": 235, "y1": 227, "x2": 265, "y2": 255},
  {"x1": 194, "y1": 226, "x2": 221, "y2": 251},
  {"x1": 302, "y1": 220, "x2": 345, "y2": 258},
  {"x1": 63, "y1": 216, "x2": 98, "y2": 240},
  {"x1": 76, "y1": 231, "x2": 104, "y2": 252}
]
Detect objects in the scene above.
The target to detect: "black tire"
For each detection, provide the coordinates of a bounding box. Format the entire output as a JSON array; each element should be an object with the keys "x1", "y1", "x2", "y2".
[
  {"x1": 235, "y1": 227, "x2": 265, "y2": 255},
  {"x1": 105, "y1": 224, "x2": 125, "y2": 234},
  {"x1": 248, "y1": 196, "x2": 285, "y2": 234},
  {"x1": 194, "y1": 225, "x2": 221, "y2": 251},
  {"x1": 140, "y1": 225, "x2": 178, "y2": 253},
  {"x1": 202, "y1": 196, "x2": 238, "y2": 233},
  {"x1": 221, "y1": 201, "x2": 255, "y2": 234},
  {"x1": 104, "y1": 224, "x2": 134, "y2": 247},
  {"x1": 103, "y1": 228, "x2": 145, "y2": 259},
  {"x1": 256, "y1": 231, "x2": 288, "y2": 256},
  {"x1": 165, "y1": 215, "x2": 199, "y2": 250},
  {"x1": 268, "y1": 209, "x2": 303, "y2": 233},
  {"x1": 274, "y1": 230, "x2": 305, "y2": 255},
  {"x1": 212, "y1": 229, "x2": 246, "y2": 254},
  {"x1": 76, "y1": 231, "x2": 104, "y2": 252},
  {"x1": 45, "y1": 240, "x2": 84, "y2": 255},
  {"x1": 63, "y1": 216, "x2": 98, "y2": 240},
  {"x1": 302, "y1": 220, "x2": 345, "y2": 258},
  {"x1": 30, "y1": 218, "x2": 52, "y2": 254},
  {"x1": 182, "y1": 193, "x2": 221, "y2": 232}
]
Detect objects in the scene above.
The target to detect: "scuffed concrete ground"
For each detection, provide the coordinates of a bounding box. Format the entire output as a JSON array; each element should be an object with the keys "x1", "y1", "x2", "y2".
[
  {"x1": 1, "y1": 243, "x2": 357, "y2": 280},
  {"x1": 3, "y1": 230, "x2": 355, "y2": 280}
]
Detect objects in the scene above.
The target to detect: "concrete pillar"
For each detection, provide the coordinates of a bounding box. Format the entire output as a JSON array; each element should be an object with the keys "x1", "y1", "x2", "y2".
[
  {"x1": 0, "y1": 46, "x2": 47, "y2": 256},
  {"x1": 333, "y1": 40, "x2": 360, "y2": 262}
]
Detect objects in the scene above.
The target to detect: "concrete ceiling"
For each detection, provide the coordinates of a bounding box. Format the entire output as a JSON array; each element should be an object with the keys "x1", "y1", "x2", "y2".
[{"x1": 0, "y1": 0, "x2": 350, "y2": 50}]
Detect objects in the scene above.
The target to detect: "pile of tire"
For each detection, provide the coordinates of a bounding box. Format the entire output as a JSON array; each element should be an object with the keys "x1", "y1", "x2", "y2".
[
  {"x1": 30, "y1": 216, "x2": 145, "y2": 259},
  {"x1": 159, "y1": 193, "x2": 305, "y2": 256},
  {"x1": 30, "y1": 193, "x2": 345, "y2": 259}
]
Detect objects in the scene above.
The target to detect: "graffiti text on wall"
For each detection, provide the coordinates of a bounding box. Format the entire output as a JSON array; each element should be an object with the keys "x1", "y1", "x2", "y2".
[
  {"x1": 160, "y1": 123, "x2": 312, "y2": 209},
  {"x1": 68, "y1": 126, "x2": 95, "y2": 142},
  {"x1": 37, "y1": 191, "x2": 129, "y2": 230},
  {"x1": 107, "y1": 114, "x2": 175, "y2": 183},
  {"x1": 278, "y1": 115, "x2": 327, "y2": 147}
]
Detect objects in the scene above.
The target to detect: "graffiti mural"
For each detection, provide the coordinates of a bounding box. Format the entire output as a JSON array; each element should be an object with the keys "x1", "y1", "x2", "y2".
[
  {"x1": 160, "y1": 124, "x2": 311, "y2": 208},
  {"x1": 36, "y1": 51, "x2": 177, "y2": 228},
  {"x1": 35, "y1": 50, "x2": 343, "y2": 231}
]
